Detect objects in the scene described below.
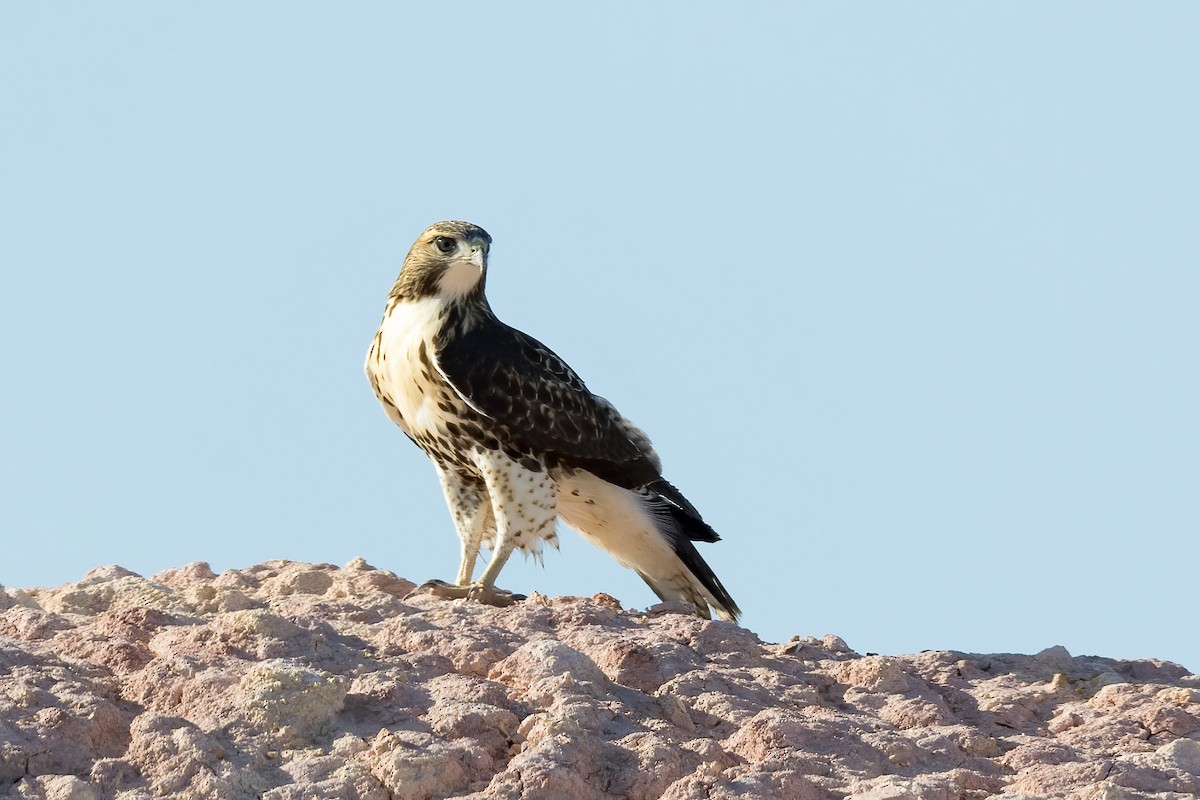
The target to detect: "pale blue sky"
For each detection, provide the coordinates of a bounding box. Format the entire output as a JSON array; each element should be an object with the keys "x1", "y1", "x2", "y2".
[{"x1": 2, "y1": 4, "x2": 1197, "y2": 671}]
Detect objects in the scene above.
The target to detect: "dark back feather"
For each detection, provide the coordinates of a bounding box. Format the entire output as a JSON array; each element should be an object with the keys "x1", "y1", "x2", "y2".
[{"x1": 435, "y1": 318, "x2": 662, "y2": 489}]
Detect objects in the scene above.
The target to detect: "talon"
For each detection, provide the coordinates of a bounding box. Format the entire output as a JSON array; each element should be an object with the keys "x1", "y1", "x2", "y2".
[
  {"x1": 466, "y1": 584, "x2": 525, "y2": 608},
  {"x1": 409, "y1": 579, "x2": 472, "y2": 600},
  {"x1": 409, "y1": 579, "x2": 524, "y2": 607}
]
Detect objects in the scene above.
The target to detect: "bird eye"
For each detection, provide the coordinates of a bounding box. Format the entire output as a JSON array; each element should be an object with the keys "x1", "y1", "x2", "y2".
[{"x1": 434, "y1": 236, "x2": 456, "y2": 254}]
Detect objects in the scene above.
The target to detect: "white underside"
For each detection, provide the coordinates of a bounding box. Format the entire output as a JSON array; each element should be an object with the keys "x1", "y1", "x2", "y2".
[
  {"x1": 556, "y1": 470, "x2": 732, "y2": 621},
  {"x1": 556, "y1": 473, "x2": 673, "y2": 573}
]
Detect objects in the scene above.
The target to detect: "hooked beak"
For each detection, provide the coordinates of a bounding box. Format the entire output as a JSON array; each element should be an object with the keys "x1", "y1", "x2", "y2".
[{"x1": 466, "y1": 241, "x2": 486, "y2": 269}]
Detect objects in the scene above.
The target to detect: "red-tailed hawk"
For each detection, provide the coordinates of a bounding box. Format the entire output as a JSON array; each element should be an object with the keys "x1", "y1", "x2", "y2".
[{"x1": 366, "y1": 221, "x2": 739, "y2": 621}]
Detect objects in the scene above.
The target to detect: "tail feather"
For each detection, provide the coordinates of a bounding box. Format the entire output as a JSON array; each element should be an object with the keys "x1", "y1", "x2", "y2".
[
  {"x1": 557, "y1": 471, "x2": 740, "y2": 623},
  {"x1": 644, "y1": 478, "x2": 718, "y2": 537},
  {"x1": 644, "y1": 493, "x2": 740, "y2": 622},
  {"x1": 664, "y1": 501, "x2": 720, "y2": 543}
]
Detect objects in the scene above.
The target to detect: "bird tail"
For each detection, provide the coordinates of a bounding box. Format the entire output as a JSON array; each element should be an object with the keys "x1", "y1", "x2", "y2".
[
  {"x1": 641, "y1": 487, "x2": 741, "y2": 623},
  {"x1": 556, "y1": 472, "x2": 741, "y2": 622}
]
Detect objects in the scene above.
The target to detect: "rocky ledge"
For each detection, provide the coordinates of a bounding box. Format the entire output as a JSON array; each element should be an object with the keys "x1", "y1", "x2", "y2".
[{"x1": 1, "y1": 560, "x2": 1197, "y2": 800}]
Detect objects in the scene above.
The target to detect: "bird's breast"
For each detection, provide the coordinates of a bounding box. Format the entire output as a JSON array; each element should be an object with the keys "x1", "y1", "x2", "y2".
[{"x1": 367, "y1": 298, "x2": 462, "y2": 441}]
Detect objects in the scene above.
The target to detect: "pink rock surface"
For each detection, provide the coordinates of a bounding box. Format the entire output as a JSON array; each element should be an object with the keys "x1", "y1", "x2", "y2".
[{"x1": 1, "y1": 561, "x2": 1196, "y2": 799}]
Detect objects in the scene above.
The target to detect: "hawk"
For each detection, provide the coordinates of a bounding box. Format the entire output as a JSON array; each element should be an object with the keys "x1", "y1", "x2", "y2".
[{"x1": 365, "y1": 221, "x2": 740, "y2": 621}]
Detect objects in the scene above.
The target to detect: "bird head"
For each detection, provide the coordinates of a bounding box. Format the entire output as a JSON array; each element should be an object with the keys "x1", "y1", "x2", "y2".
[{"x1": 391, "y1": 221, "x2": 492, "y2": 302}]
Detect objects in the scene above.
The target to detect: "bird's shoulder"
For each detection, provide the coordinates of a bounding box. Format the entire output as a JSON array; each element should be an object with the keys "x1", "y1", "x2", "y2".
[
  {"x1": 434, "y1": 315, "x2": 659, "y2": 481},
  {"x1": 434, "y1": 315, "x2": 594, "y2": 421}
]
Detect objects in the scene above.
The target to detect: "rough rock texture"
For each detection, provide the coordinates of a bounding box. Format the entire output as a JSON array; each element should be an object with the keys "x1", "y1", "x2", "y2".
[{"x1": 1, "y1": 561, "x2": 1197, "y2": 800}]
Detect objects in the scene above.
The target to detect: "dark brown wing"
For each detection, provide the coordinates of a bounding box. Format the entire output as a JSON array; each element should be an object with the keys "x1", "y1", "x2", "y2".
[
  {"x1": 437, "y1": 315, "x2": 735, "y2": 616},
  {"x1": 435, "y1": 318, "x2": 662, "y2": 489}
]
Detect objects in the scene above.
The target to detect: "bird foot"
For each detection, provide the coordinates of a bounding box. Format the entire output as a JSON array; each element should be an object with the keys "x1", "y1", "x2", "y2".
[
  {"x1": 412, "y1": 579, "x2": 526, "y2": 607},
  {"x1": 468, "y1": 583, "x2": 527, "y2": 607}
]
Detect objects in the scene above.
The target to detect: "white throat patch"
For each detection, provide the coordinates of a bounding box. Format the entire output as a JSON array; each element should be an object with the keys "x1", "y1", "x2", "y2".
[{"x1": 438, "y1": 261, "x2": 484, "y2": 297}]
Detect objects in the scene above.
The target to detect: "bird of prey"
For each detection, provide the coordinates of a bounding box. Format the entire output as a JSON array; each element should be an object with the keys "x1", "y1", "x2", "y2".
[{"x1": 365, "y1": 221, "x2": 740, "y2": 621}]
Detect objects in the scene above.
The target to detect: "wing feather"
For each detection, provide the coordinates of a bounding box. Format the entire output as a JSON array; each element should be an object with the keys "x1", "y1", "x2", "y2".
[
  {"x1": 436, "y1": 317, "x2": 721, "y2": 542},
  {"x1": 435, "y1": 320, "x2": 659, "y2": 487}
]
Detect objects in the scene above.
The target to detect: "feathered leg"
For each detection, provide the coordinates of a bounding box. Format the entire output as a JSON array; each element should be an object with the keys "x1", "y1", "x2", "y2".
[
  {"x1": 432, "y1": 465, "x2": 492, "y2": 586},
  {"x1": 417, "y1": 466, "x2": 501, "y2": 603},
  {"x1": 467, "y1": 449, "x2": 557, "y2": 606}
]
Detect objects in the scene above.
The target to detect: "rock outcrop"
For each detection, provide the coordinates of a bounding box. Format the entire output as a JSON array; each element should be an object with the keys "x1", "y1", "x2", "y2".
[{"x1": 1, "y1": 560, "x2": 1197, "y2": 799}]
